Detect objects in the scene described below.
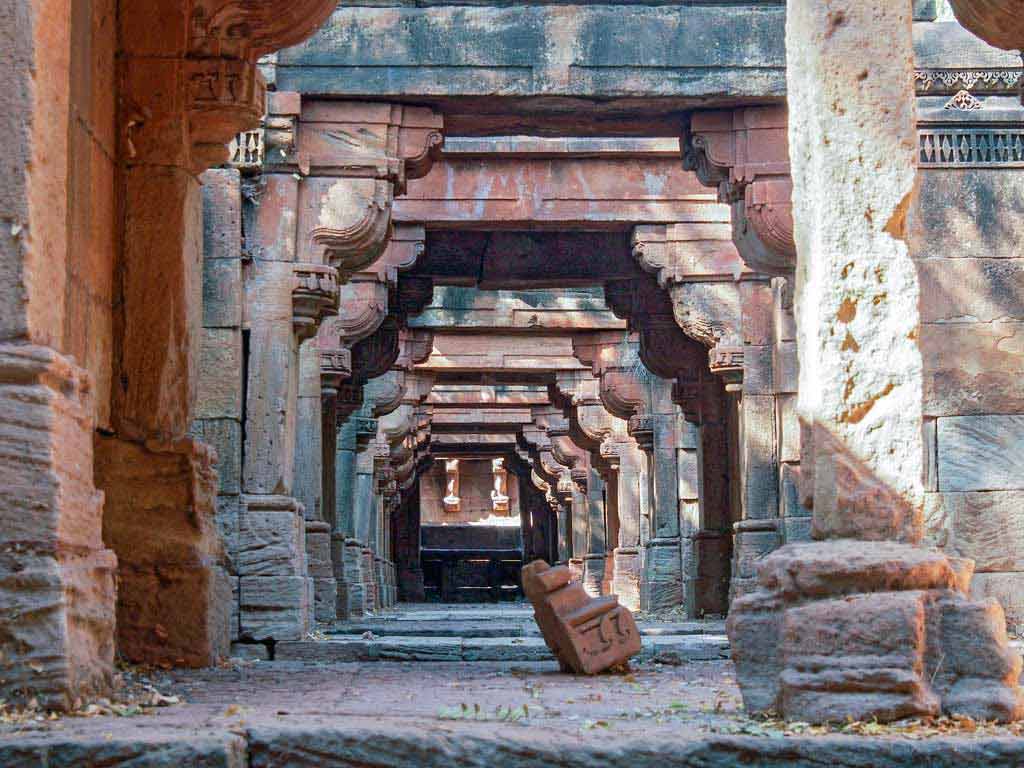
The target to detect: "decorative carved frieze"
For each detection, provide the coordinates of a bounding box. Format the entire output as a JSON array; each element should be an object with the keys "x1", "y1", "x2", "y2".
[
  {"x1": 626, "y1": 414, "x2": 655, "y2": 451},
  {"x1": 915, "y1": 69, "x2": 1022, "y2": 95},
  {"x1": 683, "y1": 107, "x2": 796, "y2": 275},
  {"x1": 708, "y1": 346, "x2": 744, "y2": 392},
  {"x1": 229, "y1": 129, "x2": 264, "y2": 170},
  {"x1": 292, "y1": 263, "x2": 340, "y2": 341}
]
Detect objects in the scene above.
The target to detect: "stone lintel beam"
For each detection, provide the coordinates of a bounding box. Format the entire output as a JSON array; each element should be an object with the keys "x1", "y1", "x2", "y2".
[
  {"x1": 395, "y1": 146, "x2": 728, "y2": 229},
  {"x1": 417, "y1": 332, "x2": 588, "y2": 375},
  {"x1": 682, "y1": 105, "x2": 796, "y2": 276}
]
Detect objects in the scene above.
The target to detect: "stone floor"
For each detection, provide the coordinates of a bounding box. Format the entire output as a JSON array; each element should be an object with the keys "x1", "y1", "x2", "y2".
[{"x1": 5, "y1": 604, "x2": 1024, "y2": 767}]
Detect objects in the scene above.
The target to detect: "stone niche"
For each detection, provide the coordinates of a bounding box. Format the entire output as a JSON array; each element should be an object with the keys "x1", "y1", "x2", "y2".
[{"x1": 420, "y1": 459, "x2": 520, "y2": 525}]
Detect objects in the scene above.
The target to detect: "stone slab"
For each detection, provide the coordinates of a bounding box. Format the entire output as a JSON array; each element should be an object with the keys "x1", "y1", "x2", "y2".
[
  {"x1": 922, "y1": 321, "x2": 1024, "y2": 418},
  {"x1": 924, "y1": 490, "x2": 1024, "y2": 572},
  {"x1": 276, "y1": 634, "x2": 729, "y2": 664},
  {"x1": 937, "y1": 415, "x2": 1024, "y2": 492}
]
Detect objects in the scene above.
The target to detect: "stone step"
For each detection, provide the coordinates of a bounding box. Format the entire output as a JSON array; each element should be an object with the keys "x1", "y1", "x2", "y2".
[
  {"x1": 326, "y1": 619, "x2": 727, "y2": 639},
  {"x1": 275, "y1": 634, "x2": 730, "y2": 664}
]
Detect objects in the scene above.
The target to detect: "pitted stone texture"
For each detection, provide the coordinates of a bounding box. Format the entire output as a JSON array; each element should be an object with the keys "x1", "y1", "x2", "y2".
[{"x1": 788, "y1": 0, "x2": 924, "y2": 543}]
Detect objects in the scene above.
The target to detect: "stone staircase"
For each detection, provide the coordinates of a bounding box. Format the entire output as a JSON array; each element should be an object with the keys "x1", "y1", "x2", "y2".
[{"x1": 274, "y1": 602, "x2": 730, "y2": 664}]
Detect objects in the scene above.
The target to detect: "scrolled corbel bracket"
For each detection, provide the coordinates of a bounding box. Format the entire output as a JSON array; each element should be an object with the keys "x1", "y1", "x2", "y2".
[{"x1": 682, "y1": 107, "x2": 796, "y2": 276}]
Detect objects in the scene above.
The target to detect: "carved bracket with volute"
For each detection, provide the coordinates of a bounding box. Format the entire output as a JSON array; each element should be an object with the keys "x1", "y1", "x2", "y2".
[{"x1": 682, "y1": 107, "x2": 795, "y2": 275}]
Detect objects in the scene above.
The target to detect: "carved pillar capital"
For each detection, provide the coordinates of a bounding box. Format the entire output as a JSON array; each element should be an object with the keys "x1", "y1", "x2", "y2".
[
  {"x1": 683, "y1": 106, "x2": 795, "y2": 275},
  {"x1": 122, "y1": 0, "x2": 338, "y2": 175},
  {"x1": 292, "y1": 263, "x2": 339, "y2": 341},
  {"x1": 319, "y1": 348, "x2": 352, "y2": 399}
]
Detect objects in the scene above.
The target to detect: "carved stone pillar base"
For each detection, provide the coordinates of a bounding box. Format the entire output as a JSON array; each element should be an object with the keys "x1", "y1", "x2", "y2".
[
  {"x1": 374, "y1": 556, "x2": 386, "y2": 609},
  {"x1": 582, "y1": 554, "x2": 606, "y2": 598},
  {"x1": 305, "y1": 520, "x2": 337, "y2": 623},
  {"x1": 728, "y1": 541, "x2": 1024, "y2": 723},
  {"x1": 97, "y1": 435, "x2": 230, "y2": 667},
  {"x1": 643, "y1": 538, "x2": 684, "y2": 613},
  {"x1": 237, "y1": 495, "x2": 310, "y2": 642},
  {"x1": 730, "y1": 520, "x2": 781, "y2": 603},
  {"x1": 612, "y1": 548, "x2": 641, "y2": 612},
  {"x1": 331, "y1": 535, "x2": 365, "y2": 618},
  {"x1": 568, "y1": 558, "x2": 584, "y2": 585},
  {"x1": 0, "y1": 345, "x2": 116, "y2": 709}
]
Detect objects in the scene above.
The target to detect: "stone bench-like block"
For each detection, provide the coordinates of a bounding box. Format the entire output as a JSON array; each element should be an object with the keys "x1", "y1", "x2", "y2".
[{"x1": 522, "y1": 560, "x2": 640, "y2": 674}]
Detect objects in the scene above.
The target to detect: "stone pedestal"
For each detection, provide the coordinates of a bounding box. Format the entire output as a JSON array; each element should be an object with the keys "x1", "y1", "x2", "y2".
[
  {"x1": 730, "y1": 542, "x2": 1024, "y2": 722},
  {"x1": 98, "y1": 436, "x2": 230, "y2": 667},
  {"x1": 238, "y1": 495, "x2": 310, "y2": 641}
]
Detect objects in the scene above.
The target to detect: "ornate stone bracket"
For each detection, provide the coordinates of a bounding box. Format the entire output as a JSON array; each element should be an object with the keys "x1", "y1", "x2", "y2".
[
  {"x1": 947, "y1": 0, "x2": 1024, "y2": 53},
  {"x1": 682, "y1": 107, "x2": 796, "y2": 275},
  {"x1": 301, "y1": 106, "x2": 443, "y2": 280}
]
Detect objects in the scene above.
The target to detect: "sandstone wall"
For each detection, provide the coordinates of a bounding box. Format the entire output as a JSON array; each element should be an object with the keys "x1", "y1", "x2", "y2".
[{"x1": 912, "y1": 166, "x2": 1024, "y2": 633}]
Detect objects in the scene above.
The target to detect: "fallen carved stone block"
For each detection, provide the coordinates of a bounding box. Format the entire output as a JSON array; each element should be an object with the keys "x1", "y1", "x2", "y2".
[{"x1": 522, "y1": 560, "x2": 641, "y2": 674}]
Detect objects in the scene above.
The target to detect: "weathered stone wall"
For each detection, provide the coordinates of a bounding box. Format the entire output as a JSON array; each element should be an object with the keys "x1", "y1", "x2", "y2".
[
  {"x1": 912, "y1": 164, "x2": 1024, "y2": 633},
  {"x1": 0, "y1": 0, "x2": 119, "y2": 708}
]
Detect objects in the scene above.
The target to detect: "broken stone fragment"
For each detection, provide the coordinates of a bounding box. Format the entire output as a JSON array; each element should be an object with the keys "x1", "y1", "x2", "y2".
[{"x1": 522, "y1": 560, "x2": 640, "y2": 675}]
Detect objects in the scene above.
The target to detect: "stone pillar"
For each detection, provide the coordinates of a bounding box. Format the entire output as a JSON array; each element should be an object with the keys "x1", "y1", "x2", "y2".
[
  {"x1": 238, "y1": 204, "x2": 338, "y2": 640},
  {"x1": 333, "y1": 412, "x2": 376, "y2": 618},
  {"x1": 191, "y1": 169, "x2": 247, "y2": 644},
  {"x1": 296, "y1": 340, "x2": 337, "y2": 623},
  {"x1": 727, "y1": 0, "x2": 1023, "y2": 723},
  {"x1": 583, "y1": 467, "x2": 608, "y2": 598},
  {"x1": 640, "y1": 377, "x2": 685, "y2": 612}
]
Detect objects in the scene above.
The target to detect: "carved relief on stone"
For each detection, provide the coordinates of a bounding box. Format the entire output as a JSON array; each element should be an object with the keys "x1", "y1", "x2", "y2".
[
  {"x1": 683, "y1": 107, "x2": 796, "y2": 275},
  {"x1": 522, "y1": 560, "x2": 641, "y2": 675},
  {"x1": 443, "y1": 459, "x2": 461, "y2": 513},
  {"x1": 319, "y1": 348, "x2": 352, "y2": 398},
  {"x1": 291, "y1": 263, "x2": 340, "y2": 341},
  {"x1": 187, "y1": 0, "x2": 339, "y2": 60},
  {"x1": 491, "y1": 458, "x2": 510, "y2": 513}
]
